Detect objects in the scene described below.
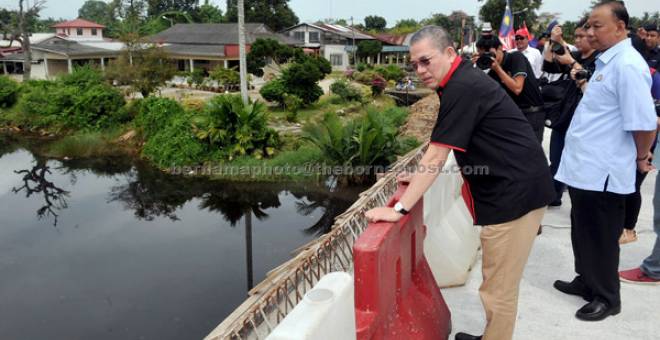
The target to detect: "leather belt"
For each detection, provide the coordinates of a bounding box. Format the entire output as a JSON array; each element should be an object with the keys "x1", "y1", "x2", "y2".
[{"x1": 520, "y1": 106, "x2": 543, "y2": 114}]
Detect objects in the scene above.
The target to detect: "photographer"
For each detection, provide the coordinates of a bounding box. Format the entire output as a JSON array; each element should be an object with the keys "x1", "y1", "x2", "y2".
[
  {"x1": 475, "y1": 37, "x2": 545, "y2": 143},
  {"x1": 541, "y1": 19, "x2": 597, "y2": 207}
]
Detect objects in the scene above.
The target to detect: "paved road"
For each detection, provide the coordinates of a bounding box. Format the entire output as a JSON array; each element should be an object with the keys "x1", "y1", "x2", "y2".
[{"x1": 442, "y1": 128, "x2": 659, "y2": 340}]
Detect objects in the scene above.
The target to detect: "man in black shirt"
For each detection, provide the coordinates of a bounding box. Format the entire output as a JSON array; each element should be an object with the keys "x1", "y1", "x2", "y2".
[
  {"x1": 642, "y1": 23, "x2": 659, "y2": 68},
  {"x1": 542, "y1": 19, "x2": 597, "y2": 207},
  {"x1": 365, "y1": 26, "x2": 555, "y2": 340},
  {"x1": 476, "y1": 37, "x2": 545, "y2": 143}
]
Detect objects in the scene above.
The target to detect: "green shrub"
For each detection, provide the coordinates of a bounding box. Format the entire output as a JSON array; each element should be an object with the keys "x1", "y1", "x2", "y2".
[
  {"x1": 260, "y1": 79, "x2": 286, "y2": 104},
  {"x1": 283, "y1": 94, "x2": 303, "y2": 122},
  {"x1": 15, "y1": 73, "x2": 125, "y2": 130},
  {"x1": 303, "y1": 108, "x2": 409, "y2": 168},
  {"x1": 60, "y1": 65, "x2": 105, "y2": 89},
  {"x1": 187, "y1": 69, "x2": 206, "y2": 88},
  {"x1": 68, "y1": 84, "x2": 127, "y2": 129},
  {"x1": 353, "y1": 70, "x2": 379, "y2": 85},
  {"x1": 374, "y1": 65, "x2": 405, "y2": 81},
  {"x1": 356, "y1": 63, "x2": 368, "y2": 72},
  {"x1": 17, "y1": 81, "x2": 73, "y2": 128},
  {"x1": 134, "y1": 97, "x2": 185, "y2": 139},
  {"x1": 142, "y1": 112, "x2": 207, "y2": 167},
  {"x1": 192, "y1": 95, "x2": 280, "y2": 160},
  {"x1": 0, "y1": 75, "x2": 19, "y2": 108},
  {"x1": 210, "y1": 66, "x2": 240, "y2": 88},
  {"x1": 330, "y1": 80, "x2": 363, "y2": 102},
  {"x1": 279, "y1": 61, "x2": 324, "y2": 105}
]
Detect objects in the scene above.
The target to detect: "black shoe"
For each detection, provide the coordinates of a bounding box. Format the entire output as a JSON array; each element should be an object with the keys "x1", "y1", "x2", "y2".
[
  {"x1": 455, "y1": 332, "x2": 482, "y2": 340},
  {"x1": 549, "y1": 200, "x2": 562, "y2": 207},
  {"x1": 553, "y1": 278, "x2": 593, "y2": 301},
  {"x1": 575, "y1": 299, "x2": 621, "y2": 321}
]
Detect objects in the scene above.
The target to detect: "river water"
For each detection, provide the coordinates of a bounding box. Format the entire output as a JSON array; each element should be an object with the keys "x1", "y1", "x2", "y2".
[{"x1": 0, "y1": 134, "x2": 364, "y2": 340}]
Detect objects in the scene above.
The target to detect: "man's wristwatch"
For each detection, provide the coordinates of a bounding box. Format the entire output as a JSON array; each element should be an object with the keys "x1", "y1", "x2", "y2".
[{"x1": 394, "y1": 202, "x2": 409, "y2": 215}]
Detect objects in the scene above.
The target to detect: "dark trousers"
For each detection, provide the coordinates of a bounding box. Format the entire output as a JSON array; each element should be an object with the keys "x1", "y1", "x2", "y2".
[
  {"x1": 569, "y1": 186, "x2": 625, "y2": 307},
  {"x1": 549, "y1": 129, "x2": 567, "y2": 203},
  {"x1": 525, "y1": 111, "x2": 545, "y2": 144},
  {"x1": 623, "y1": 170, "x2": 649, "y2": 230}
]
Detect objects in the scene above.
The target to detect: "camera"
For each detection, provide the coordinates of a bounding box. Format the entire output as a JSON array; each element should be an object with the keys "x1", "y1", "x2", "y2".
[
  {"x1": 574, "y1": 69, "x2": 592, "y2": 81},
  {"x1": 550, "y1": 41, "x2": 566, "y2": 55},
  {"x1": 476, "y1": 52, "x2": 495, "y2": 70}
]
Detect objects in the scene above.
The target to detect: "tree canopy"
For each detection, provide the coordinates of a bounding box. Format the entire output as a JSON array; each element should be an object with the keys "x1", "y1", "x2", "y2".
[
  {"x1": 479, "y1": 0, "x2": 543, "y2": 32},
  {"x1": 225, "y1": 0, "x2": 298, "y2": 31},
  {"x1": 364, "y1": 15, "x2": 386, "y2": 31}
]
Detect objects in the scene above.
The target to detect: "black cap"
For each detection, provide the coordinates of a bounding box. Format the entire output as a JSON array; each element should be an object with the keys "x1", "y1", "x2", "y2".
[{"x1": 644, "y1": 23, "x2": 658, "y2": 32}]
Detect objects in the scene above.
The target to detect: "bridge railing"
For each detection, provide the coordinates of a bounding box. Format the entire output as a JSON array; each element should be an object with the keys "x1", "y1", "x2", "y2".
[{"x1": 204, "y1": 144, "x2": 427, "y2": 340}]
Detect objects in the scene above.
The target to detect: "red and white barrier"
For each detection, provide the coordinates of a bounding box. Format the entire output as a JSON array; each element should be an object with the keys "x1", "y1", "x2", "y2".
[{"x1": 353, "y1": 184, "x2": 452, "y2": 340}]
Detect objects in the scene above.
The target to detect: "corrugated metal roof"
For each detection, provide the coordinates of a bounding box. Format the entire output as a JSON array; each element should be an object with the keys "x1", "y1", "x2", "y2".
[
  {"x1": 148, "y1": 23, "x2": 298, "y2": 46},
  {"x1": 162, "y1": 44, "x2": 226, "y2": 58},
  {"x1": 30, "y1": 37, "x2": 118, "y2": 57}
]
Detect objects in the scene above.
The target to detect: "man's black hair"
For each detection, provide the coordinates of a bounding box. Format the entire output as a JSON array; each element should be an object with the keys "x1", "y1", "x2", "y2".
[
  {"x1": 476, "y1": 36, "x2": 502, "y2": 51},
  {"x1": 644, "y1": 23, "x2": 658, "y2": 32},
  {"x1": 577, "y1": 16, "x2": 589, "y2": 29},
  {"x1": 593, "y1": 0, "x2": 629, "y2": 27}
]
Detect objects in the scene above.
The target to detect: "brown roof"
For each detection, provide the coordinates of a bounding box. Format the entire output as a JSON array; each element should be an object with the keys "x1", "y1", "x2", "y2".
[
  {"x1": 52, "y1": 18, "x2": 105, "y2": 29},
  {"x1": 149, "y1": 23, "x2": 299, "y2": 46},
  {"x1": 373, "y1": 34, "x2": 408, "y2": 46}
]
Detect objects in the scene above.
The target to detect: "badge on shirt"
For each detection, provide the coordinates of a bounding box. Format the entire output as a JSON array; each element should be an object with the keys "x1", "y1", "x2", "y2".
[{"x1": 595, "y1": 74, "x2": 604, "y2": 82}]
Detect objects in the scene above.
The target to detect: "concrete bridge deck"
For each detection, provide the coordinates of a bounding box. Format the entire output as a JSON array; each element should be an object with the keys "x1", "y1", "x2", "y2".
[{"x1": 442, "y1": 131, "x2": 659, "y2": 340}]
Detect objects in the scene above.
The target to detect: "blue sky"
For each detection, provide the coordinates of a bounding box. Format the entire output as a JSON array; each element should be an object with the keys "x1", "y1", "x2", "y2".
[{"x1": 0, "y1": 0, "x2": 656, "y2": 25}]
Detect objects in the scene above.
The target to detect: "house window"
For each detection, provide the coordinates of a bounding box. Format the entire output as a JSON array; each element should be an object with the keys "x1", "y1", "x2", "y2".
[
  {"x1": 330, "y1": 54, "x2": 343, "y2": 66},
  {"x1": 309, "y1": 32, "x2": 320, "y2": 43},
  {"x1": 293, "y1": 31, "x2": 305, "y2": 42},
  {"x1": 76, "y1": 28, "x2": 83, "y2": 35},
  {"x1": 91, "y1": 28, "x2": 97, "y2": 36}
]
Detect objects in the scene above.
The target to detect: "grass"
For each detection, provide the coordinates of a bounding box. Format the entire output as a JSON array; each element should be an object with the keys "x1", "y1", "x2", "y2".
[
  {"x1": 266, "y1": 93, "x2": 399, "y2": 124},
  {"x1": 41, "y1": 127, "x2": 134, "y2": 159}
]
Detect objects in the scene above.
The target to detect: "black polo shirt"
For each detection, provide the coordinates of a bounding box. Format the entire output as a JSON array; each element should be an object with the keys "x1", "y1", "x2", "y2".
[
  {"x1": 433, "y1": 58, "x2": 555, "y2": 226},
  {"x1": 488, "y1": 51, "x2": 544, "y2": 110}
]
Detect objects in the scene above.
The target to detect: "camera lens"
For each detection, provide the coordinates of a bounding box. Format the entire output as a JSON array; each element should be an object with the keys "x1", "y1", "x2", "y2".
[
  {"x1": 574, "y1": 70, "x2": 590, "y2": 81},
  {"x1": 551, "y1": 42, "x2": 565, "y2": 55},
  {"x1": 476, "y1": 52, "x2": 494, "y2": 70}
]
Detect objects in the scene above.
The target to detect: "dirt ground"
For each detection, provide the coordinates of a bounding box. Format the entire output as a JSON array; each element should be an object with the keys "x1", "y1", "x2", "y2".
[{"x1": 400, "y1": 94, "x2": 439, "y2": 142}]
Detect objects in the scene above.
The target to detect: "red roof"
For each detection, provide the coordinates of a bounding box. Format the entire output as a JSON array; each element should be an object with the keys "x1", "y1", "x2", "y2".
[{"x1": 52, "y1": 18, "x2": 105, "y2": 29}]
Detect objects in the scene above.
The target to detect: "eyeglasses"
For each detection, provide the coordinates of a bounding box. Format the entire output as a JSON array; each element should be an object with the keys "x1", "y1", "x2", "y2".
[
  {"x1": 515, "y1": 36, "x2": 527, "y2": 41},
  {"x1": 410, "y1": 53, "x2": 438, "y2": 71}
]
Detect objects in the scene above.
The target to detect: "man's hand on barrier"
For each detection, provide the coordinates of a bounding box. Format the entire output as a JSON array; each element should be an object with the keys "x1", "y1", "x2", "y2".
[{"x1": 365, "y1": 207, "x2": 403, "y2": 223}]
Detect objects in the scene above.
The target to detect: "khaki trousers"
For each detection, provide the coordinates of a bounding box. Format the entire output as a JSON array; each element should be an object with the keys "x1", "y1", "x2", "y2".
[{"x1": 479, "y1": 207, "x2": 546, "y2": 340}]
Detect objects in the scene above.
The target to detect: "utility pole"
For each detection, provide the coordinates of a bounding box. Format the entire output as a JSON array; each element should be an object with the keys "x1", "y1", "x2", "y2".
[
  {"x1": 19, "y1": 0, "x2": 32, "y2": 81},
  {"x1": 238, "y1": 0, "x2": 249, "y2": 105},
  {"x1": 350, "y1": 16, "x2": 356, "y2": 66}
]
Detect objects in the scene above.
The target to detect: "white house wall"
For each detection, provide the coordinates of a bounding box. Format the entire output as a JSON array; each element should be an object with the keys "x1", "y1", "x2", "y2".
[
  {"x1": 323, "y1": 44, "x2": 349, "y2": 71},
  {"x1": 29, "y1": 62, "x2": 47, "y2": 80}
]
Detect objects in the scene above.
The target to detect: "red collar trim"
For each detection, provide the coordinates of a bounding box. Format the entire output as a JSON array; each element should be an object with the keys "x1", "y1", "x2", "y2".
[{"x1": 437, "y1": 56, "x2": 463, "y2": 91}]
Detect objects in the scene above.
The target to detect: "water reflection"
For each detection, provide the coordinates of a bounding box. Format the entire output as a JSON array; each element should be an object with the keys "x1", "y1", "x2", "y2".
[
  {"x1": 12, "y1": 158, "x2": 70, "y2": 227},
  {"x1": 0, "y1": 135, "x2": 366, "y2": 340}
]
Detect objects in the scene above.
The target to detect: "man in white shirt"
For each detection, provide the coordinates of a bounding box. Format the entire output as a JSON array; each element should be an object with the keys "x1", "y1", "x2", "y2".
[
  {"x1": 554, "y1": 1, "x2": 657, "y2": 322},
  {"x1": 513, "y1": 29, "x2": 543, "y2": 79}
]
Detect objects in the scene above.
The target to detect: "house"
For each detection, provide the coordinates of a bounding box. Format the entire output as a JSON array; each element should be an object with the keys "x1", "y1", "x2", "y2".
[
  {"x1": 280, "y1": 23, "x2": 410, "y2": 71},
  {"x1": 148, "y1": 23, "x2": 299, "y2": 74},
  {"x1": 1, "y1": 18, "x2": 119, "y2": 80},
  {"x1": 53, "y1": 18, "x2": 106, "y2": 41}
]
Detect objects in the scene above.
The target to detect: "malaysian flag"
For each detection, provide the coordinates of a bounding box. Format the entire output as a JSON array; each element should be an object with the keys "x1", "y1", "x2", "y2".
[{"x1": 498, "y1": 0, "x2": 515, "y2": 50}]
